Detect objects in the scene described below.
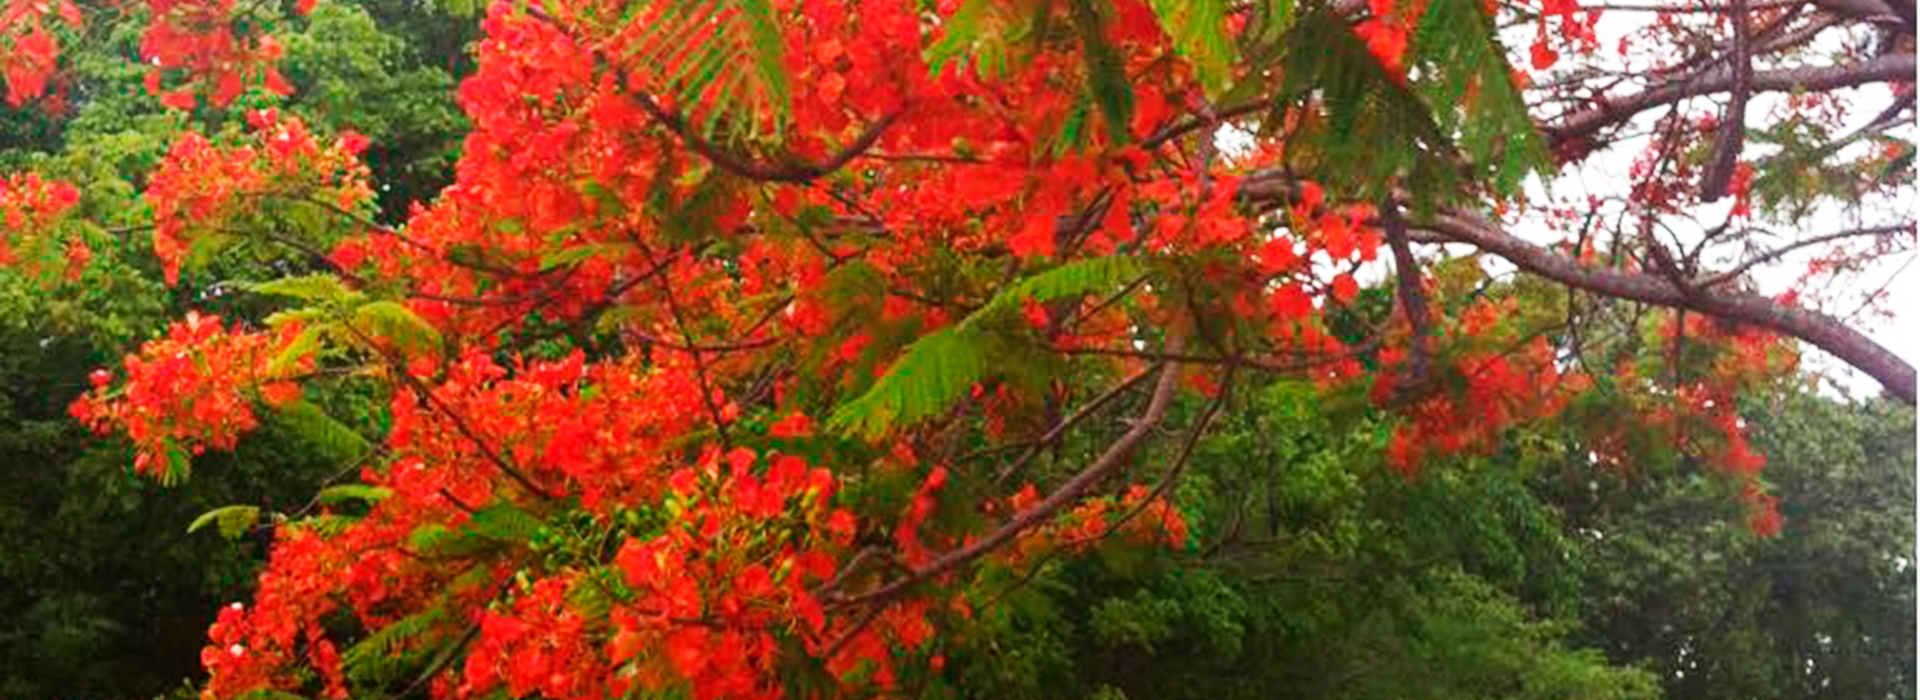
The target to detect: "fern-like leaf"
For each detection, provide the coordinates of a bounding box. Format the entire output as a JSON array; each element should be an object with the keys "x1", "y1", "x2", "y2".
[
  {"x1": 1408, "y1": 0, "x2": 1552, "y2": 194},
  {"x1": 343, "y1": 606, "x2": 447, "y2": 686},
  {"x1": 1146, "y1": 0, "x2": 1235, "y2": 95},
  {"x1": 188, "y1": 505, "x2": 261, "y2": 540},
  {"x1": 351, "y1": 300, "x2": 442, "y2": 357},
  {"x1": 317, "y1": 484, "x2": 394, "y2": 505},
  {"x1": 828, "y1": 255, "x2": 1145, "y2": 439},
  {"x1": 1070, "y1": 0, "x2": 1135, "y2": 144},
  {"x1": 247, "y1": 274, "x2": 358, "y2": 304},
  {"x1": 1281, "y1": 10, "x2": 1461, "y2": 204},
  {"x1": 979, "y1": 255, "x2": 1145, "y2": 320},
  {"x1": 827, "y1": 326, "x2": 987, "y2": 440},
  {"x1": 927, "y1": 0, "x2": 1019, "y2": 78},
  {"x1": 616, "y1": 0, "x2": 790, "y2": 142},
  {"x1": 467, "y1": 502, "x2": 545, "y2": 543}
]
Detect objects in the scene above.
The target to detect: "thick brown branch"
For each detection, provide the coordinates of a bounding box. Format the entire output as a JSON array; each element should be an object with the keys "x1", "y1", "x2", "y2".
[
  {"x1": 1699, "y1": 0, "x2": 1753, "y2": 202},
  {"x1": 1379, "y1": 198, "x2": 1433, "y2": 385},
  {"x1": 1547, "y1": 54, "x2": 1915, "y2": 149},
  {"x1": 1424, "y1": 210, "x2": 1917, "y2": 404}
]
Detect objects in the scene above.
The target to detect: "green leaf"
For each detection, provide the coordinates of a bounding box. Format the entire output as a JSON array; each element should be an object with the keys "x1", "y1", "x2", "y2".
[
  {"x1": 828, "y1": 326, "x2": 987, "y2": 440},
  {"x1": 540, "y1": 242, "x2": 631, "y2": 272},
  {"x1": 343, "y1": 605, "x2": 447, "y2": 685},
  {"x1": 1146, "y1": 0, "x2": 1235, "y2": 95},
  {"x1": 467, "y1": 502, "x2": 544, "y2": 543},
  {"x1": 1407, "y1": 0, "x2": 1552, "y2": 194},
  {"x1": 272, "y1": 400, "x2": 370, "y2": 462},
  {"x1": 317, "y1": 484, "x2": 394, "y2": 505},
  {"x1": 829, "y1": 255, "x2": 1144, "y2": 439},
  {"x1": 351, "y1": 300, "x2": 442, "y2": 356},
  {"x1": 974, "y1": 254, "x2": 1144, "y2": 324},
  {"x1": 1071, "y1": 0, "x2": 1135, "y2": 145},
  {"x1": 267, "y1": 323, "x2": 328, "y2": 376},
  {"x1": 1258, "y1": 0, "x2": 1297, "y2": 42},
  {"x1": 247, "y1": 274, "x2": 356, "y2": 303},
  {"x1": 1281, "y1": 10, "x2": 1461, "y2": 203},
  {"x1": 188, "y1": 505, "x2": 262, "y2": 540},
  {"x1": 621, "y1": 0, "x2": 790, "y2": 142},
  {"x1": 928, "y1": 0, "x2": 1012, "y2": 78}
]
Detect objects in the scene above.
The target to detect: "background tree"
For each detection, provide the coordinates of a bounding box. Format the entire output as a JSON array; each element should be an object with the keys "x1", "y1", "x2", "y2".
[
  {"x1": 0, "y1": 0, "x2": 1907, "y2": 699},
  {"x1": 0, "y1": 2, "x2": 467, "y2": 696}
]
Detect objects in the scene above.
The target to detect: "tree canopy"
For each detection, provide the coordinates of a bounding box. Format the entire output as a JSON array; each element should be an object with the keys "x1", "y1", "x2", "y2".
[{"x1": 0, "y1": 0, "x2": 1911, "y2": 699}]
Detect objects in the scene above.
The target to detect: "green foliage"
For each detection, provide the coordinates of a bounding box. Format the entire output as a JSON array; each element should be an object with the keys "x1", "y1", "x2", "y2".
[
  {"x1": 341, "y1": 605, "x2": 449, "y2": 687},
  {"x1": 0, "y1": 2, "x2": 453, "y2": 697},
  {"x1": 1558, "y1": 393, "x2": 1916, "y2": 700},
  {"x1": 618, "y1": 0, "x2": 791, "y2": 142},
  {"x1": 247, "y1": 274, "x2": 358, "y2": 304},
  {"x1": 281, "y1": 1, "x2": 467, "y2": 220},
  {"x1": 1746, "y1": 115, "x2": 1913, "y2": 221},
  {"x1": 1280, "y1": 10, "x2": 1461, "y2": 204},
  {"x1": 187, "y1": 505, "x2": 264, "y2": 540},
  {"x1": 828, "y1": 325, "x2": 988, "y2": 439},
  {"x1": 1144, "y1": 0, "x2": 1234, "y2": 95},
  {"x1": 350, "y1": 300, "x2": 444, "y2": 356},
  {"x1": 468, "y1": 501, "x2": 547, "y2": 543},
  {"x1": 927, "y1": 0, "x2": 1024, "y2": 78},
  {"x1": 829, "y1": 255, "x2": 1143, "y2": 438},
  {"x1": 942, "y1": 375, "x2": 1659, "y2": 700},
  {"x1": 1407, "y1": 0, "x2": 1552, "y2": 195},
  {"x1": 1070, "y1": 0, "x2": 1135, "y2": 145},
  {"x1": 315, "y1": 484, "x2": 393, "y2": 505}
]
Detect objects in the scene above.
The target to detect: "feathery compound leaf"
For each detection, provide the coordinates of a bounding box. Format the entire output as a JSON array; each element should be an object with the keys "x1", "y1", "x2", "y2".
[
  {"x1": 976, "y1": 254, "x2": 1145, "y2": 323},
  {"x1": 1409, "y1": 0, "x2": 1552, "y2": 194},
  {"x1": 1146, "y1": 0, "x2": 1236, "y2": 95},
  {"x1": 827, "y1": 326, "x2": 988, "y2": 440},
  {"x1": 1070, "y1": 0, "x2": 1135, "y2": 145},
  {"x1": 266, "y1": 324, "x2": 328, "y2": 376},
  {"x1": 467, "y1": 502, "x2": 545, "y2": 543},
  {"x1": 247, "y1": 274, "x2": 358, "y2": 303},
  {"x1": 317, "y1": 484, "x2": 394, "y2": 505},
  {"x1": 351, "y1": 300, "x2": 443, "y2": 357},
  {"x1": 272, "y1": 400, "x2": 370, "y2": 463},
  {"x1": 1281, "y1": 10, "x2": 1461, "y2": 203},
  {"x1": 618, "y1": 0, "x2": 790, "y2": 142},
  {"x1": 343, "y1": 605, "x2": 448, "y2": 686},
  {"x1": 928, "y1": 0, "x2": 1018, "y2": 78},
  {"x1": 188, "y1": 505, "x2": 261, "y2": 540},
  {"x1": 830, "y1": 255, "x2": 1145, "y2": 439}
]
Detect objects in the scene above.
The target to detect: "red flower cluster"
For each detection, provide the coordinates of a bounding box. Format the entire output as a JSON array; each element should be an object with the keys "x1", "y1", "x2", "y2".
[
  {"x1": 1355, "y1": 0, "x2": 1427, "y2": 78},
  {"x1": 1376, "y1": 300, "x2": 1587, "y2": 476},
  {"x1": 590, "y1": 448, "x2": 853, "y2": 700},
  {"x1": 1529, "y1": 0, "x2": 1602, "y2": 71},
  {"x1": 1001, "y1": 483, "x2": 1190, "y2": 565},
  {"x1": 142, "y1": 0, "x2": 306, "y2": 109},
  {"x1": 0, "y1": 172, "x2": 80, "y2": 269},
  {"x1": 70, "y1": 312, "x2": 307, "y2": 483},
  {"x1": 0, "y1": 0, "x2": 82, "y2": 107},
  {"x1": 145, "y1": 110, "x2": 372, "y2": 284}
]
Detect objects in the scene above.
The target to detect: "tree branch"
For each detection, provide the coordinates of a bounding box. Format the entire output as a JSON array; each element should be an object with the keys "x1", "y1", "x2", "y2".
[
  {"x1": 1546, "y1": 54, "x2": 1914, "y2": 149},
  {"x1": 830, "y1": 335, "x2": 1188, "y2": 608},
  {"x1": 635, "y1": 93, "x2": 903, "y2": 183},
  {"x1": 1379, "y1": 197, "x2": 1433, "y2": 386},
  {"x1": 1423, "y1": 210, "x2": 1916, "y2": 404},
  {"x1": 1698, "y1": 224, "x2": 1913, "y2": 288},
  {"x1": 1699, "y1": 0, "x2": 1753, "y2": 202}
]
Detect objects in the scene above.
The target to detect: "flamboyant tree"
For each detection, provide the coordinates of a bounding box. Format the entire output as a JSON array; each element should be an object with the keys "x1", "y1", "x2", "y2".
[{"x1": 0, "y1": 0, "x2": 1910, "y2": 697}]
